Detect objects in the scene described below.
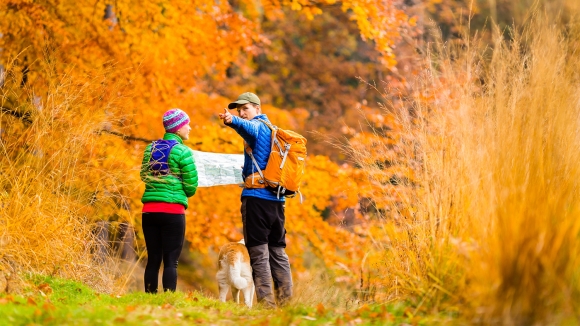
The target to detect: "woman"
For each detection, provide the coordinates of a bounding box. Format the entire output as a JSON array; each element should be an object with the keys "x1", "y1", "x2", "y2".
[{"x1": 140, "y1": 108, "x2": 198, "y2": 293}]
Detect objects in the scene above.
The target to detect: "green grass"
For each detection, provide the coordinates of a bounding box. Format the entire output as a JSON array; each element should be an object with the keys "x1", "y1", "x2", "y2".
[{"x1": 0, "y1": 275, "x2": 437, "y2": 325}]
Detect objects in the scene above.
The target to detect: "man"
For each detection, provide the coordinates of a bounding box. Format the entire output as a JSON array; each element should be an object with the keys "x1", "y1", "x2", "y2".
[{"x1": 218, "y1": 92, "x2": 292, "y2": 308}]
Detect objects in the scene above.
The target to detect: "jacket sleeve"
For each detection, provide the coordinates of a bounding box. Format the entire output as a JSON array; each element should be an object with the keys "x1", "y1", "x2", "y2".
[
  {"x1": 177, "y1": 146, "x2": 198, "y2": 197},
  {"x1": 140, "y1": 143, "x2": 153, "y2": 182},
  {"x1": 228, "y1": 116, "x2": 261, "y2": 148}
]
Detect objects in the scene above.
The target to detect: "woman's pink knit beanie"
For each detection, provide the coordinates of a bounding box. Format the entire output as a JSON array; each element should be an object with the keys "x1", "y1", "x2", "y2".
[{"x1": 163, "y1": 108, "x2": 190, "y2": 133}]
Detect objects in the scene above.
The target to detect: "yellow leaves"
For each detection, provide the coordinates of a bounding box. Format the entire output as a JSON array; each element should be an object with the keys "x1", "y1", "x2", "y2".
[
  {"x1": 332, "y1": 0, "x2": 406, "y2": 65},
  {"x1": 272, "y1": 0, "x2": 406, "y2": 61},
  {"x1": 290, "y1": 0, "x2": 302, "y2": 11},
  {"x1": 301, "y1": 7, "x2": 323, "y2": 20}
]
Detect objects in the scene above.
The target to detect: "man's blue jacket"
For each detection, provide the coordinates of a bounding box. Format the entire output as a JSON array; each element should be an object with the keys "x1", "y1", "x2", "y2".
[{"x1": 228, "y1": 114, "x2": 285, "y2": 202}]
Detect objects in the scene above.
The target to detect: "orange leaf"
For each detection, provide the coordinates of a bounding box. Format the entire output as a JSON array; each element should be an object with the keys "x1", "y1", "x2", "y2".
[
  {"x1": 0, "y1": 296, "x2": 13, "y2": 304},
  {"x1": 27, "y1": 297, "x2": 37, "y2": 306},
  {"x1": 316, "y1": 303, "x2": 325, "y2": 315},
  {"x1": 38, "y1": 283, "x2": 53, "y2": 295},
  {"x1": 42, "y1": 302, "x2": 56, "y2": 311}
]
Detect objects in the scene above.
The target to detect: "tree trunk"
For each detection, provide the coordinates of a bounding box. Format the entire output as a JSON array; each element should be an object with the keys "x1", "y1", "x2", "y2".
[
  {"x1": 94, "y1": 221, "x2": 110, "y2": 263},
  {"x1": 117, "y1": 222, "x2": 136, "y2": 261}
]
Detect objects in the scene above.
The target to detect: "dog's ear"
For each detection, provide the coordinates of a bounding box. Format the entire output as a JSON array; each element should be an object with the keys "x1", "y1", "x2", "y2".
[{"x1": 238, "y1": 239, "x2": 245, "y2": 245}]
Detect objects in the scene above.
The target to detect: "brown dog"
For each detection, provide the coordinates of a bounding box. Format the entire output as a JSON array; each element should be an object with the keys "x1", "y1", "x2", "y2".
[{"x1": 216, "y1": 239, "x2": 254, "y2": 307}]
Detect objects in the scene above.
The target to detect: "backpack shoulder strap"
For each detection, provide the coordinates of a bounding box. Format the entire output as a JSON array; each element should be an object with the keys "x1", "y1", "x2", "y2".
[
  {"x1": 256, "y1": 118, "x2": 283, "y2": 153},
  {"x1": 256, "y1": 118, "x2": 277, "y2": 131},
  {"x1": 244, "y1": 141, "x2": 265, "y2": 180}
]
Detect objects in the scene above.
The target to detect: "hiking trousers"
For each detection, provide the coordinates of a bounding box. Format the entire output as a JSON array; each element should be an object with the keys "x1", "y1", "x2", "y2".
[
  {"x1": 242, "y1": 197, "x2": 293, "y2": 307},
  {"x1": 142, "y1": 212, "x2": 185, "y2": 293}
]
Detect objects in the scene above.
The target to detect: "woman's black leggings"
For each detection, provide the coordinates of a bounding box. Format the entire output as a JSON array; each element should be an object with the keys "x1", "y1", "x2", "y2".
[{"x1": 142, "y1": 212, "x2": 185, "y2": 293}]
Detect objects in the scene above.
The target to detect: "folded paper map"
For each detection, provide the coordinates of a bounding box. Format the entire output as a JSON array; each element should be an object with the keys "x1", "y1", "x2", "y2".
[{"x1": 190, "y1": 150, "x2": 244, "y2": 187}]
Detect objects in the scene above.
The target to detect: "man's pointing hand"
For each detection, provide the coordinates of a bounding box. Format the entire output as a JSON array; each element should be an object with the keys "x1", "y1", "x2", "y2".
[{"x1": 218, "y1": 108, "x2": 233, "y2": 125}]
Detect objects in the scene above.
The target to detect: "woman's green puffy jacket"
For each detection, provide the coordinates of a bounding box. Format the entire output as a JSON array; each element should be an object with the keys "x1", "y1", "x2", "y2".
[{"x1": 140, "y1": 133, "x2": 198, "y2": 208}]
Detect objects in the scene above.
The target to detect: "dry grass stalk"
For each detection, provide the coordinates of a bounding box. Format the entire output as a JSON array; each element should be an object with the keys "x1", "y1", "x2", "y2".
[
  {"x1": 0, "y1": 60, "x2": 138, "y2": 293},
  {"x1": 351, "y1": 15, "x2": 580, "y2": 324}
]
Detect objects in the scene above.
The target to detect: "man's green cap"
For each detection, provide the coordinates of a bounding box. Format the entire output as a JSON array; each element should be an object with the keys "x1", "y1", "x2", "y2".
[{"x1": 228, "y1": 92, "x2": 261, "y2": 109}]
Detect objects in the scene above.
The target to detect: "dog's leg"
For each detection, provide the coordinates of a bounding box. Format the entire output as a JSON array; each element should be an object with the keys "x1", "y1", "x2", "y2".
[
  {"x1": 216, "y1": 270, "x2": 229, "y2": 302},
  {"x1": 232, "y1": 288, "x2": 240, "y2": 304},
  {"x1": 242, "y1": 282, "x2": 254, "y2": 308},
  {"x1": 218, "y1": 284, "x2": 229, "y2": 302}
]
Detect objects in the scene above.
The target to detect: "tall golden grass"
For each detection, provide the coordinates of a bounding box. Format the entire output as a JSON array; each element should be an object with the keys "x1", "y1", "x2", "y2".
[
  {"x1": 0, "y1": 61, "x2": 137, "y2": 293},
  {"x1": 352, "y1": 15, "x2": 580, "y2": 324}
]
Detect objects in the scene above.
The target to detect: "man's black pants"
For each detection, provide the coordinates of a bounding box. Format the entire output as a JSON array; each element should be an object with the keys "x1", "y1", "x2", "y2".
[
  {"x1": 242, "y1": 196, "x2": 286, "y2": 248},
  {"x1": 242, "y1": 196, "x2": 293, "y2": 307}
]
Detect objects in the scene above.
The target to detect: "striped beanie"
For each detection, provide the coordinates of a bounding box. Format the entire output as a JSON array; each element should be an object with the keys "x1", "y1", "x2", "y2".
[{"x1": 162, "y1": 108, "x2": 190, "y2": 133}]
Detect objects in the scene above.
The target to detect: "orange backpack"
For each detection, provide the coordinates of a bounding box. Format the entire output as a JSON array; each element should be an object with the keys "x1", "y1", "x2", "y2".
[{"x1": 244, "y1": 119, "x2": 307, "y2": 201}]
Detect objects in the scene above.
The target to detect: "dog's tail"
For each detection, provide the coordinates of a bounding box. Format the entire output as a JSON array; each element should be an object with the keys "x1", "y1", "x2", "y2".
[{"x1": 229, "y1": 252, "x2": 249, "y2": 290}]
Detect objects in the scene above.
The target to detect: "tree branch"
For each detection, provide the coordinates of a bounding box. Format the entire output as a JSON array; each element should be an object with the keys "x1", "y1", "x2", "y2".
[
  {"x1": 218, "y1": 137, "x2": 234, "y2": 145},
  {"x1": 99, "y1": 130, "x2": 202, "y2": 146},
  {"x1": 0, "y1": 109, "x2": 205, "y2": 147},
  {"x1": 99, "y1": 130, "x2": 154, "y2": 143}
]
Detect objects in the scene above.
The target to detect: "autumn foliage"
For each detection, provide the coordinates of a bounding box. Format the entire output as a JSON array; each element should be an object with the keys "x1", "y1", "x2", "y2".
[
  {"x1": 0, "y1": 0, "x2": 414, "y2": 294},
  {"x1": 4, "y1": 0, "x2": 580, "y2": 323}
]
